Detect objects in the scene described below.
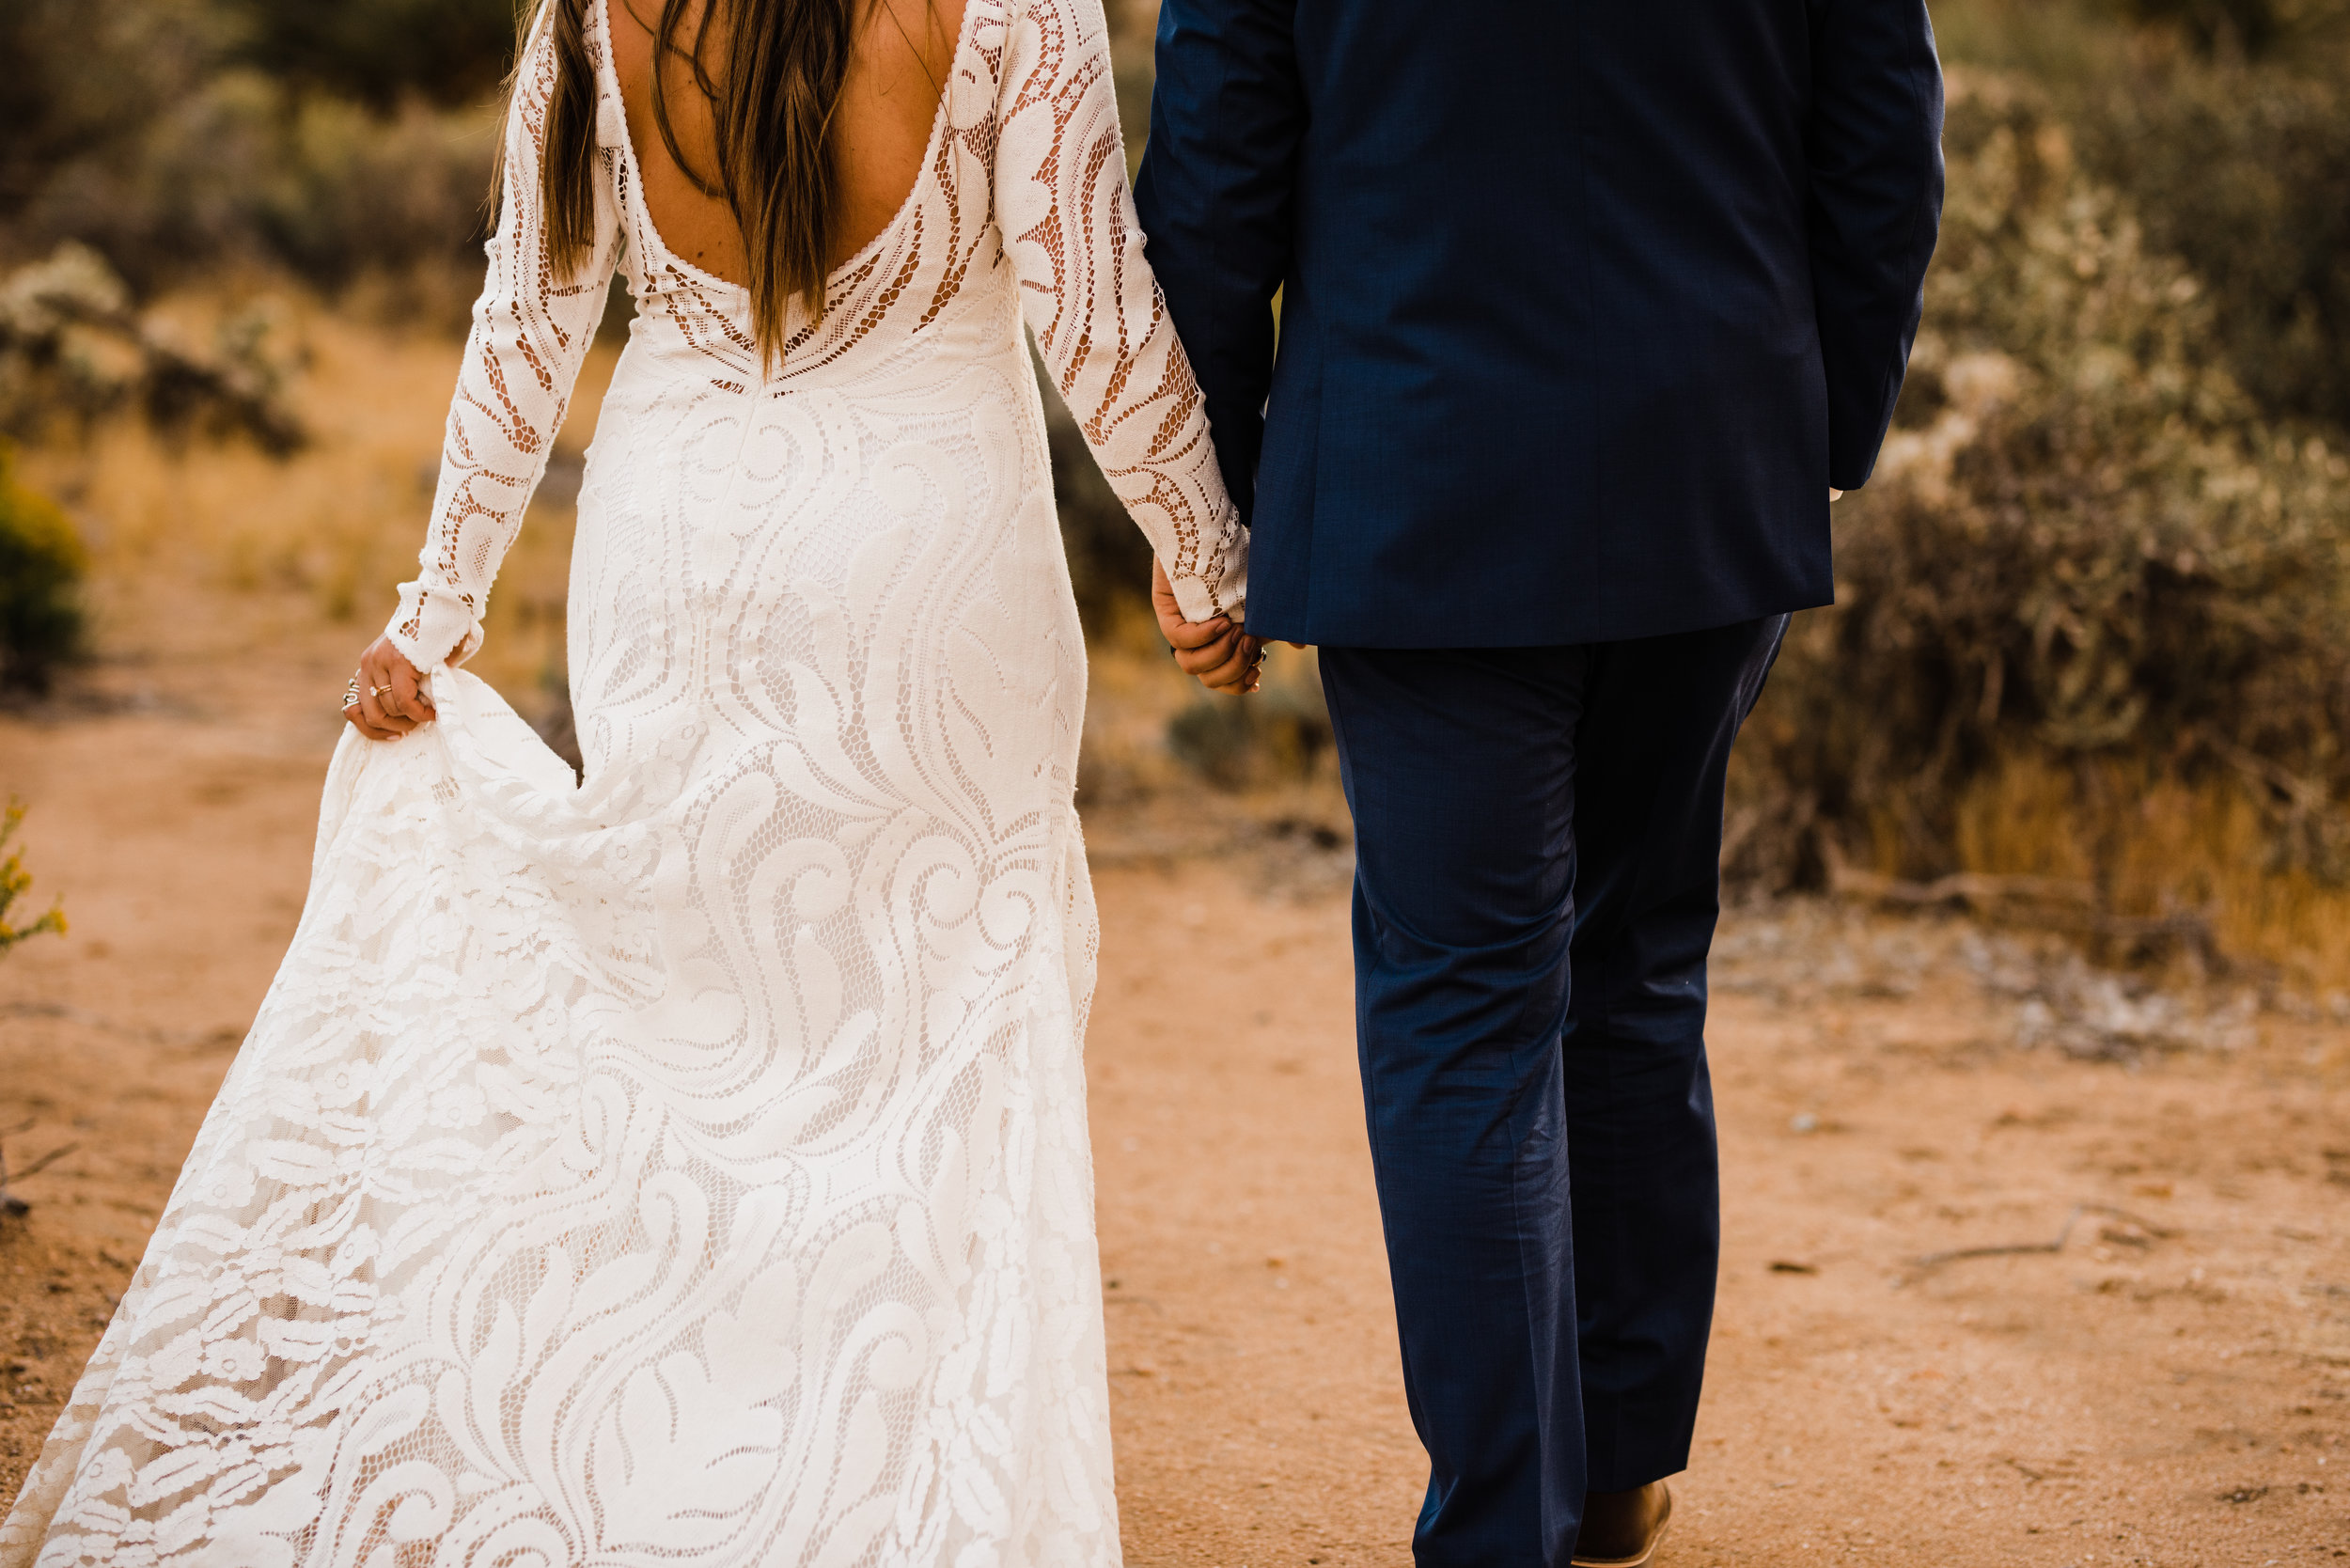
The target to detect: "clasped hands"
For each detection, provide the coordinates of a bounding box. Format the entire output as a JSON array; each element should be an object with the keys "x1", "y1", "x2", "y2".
[
  {"x1": 1152, "y1": 492, "x2": 1841, "y2": 696},
  {"x1": 1152, "y1": 560, "x2": 1302, "y2": 697}
]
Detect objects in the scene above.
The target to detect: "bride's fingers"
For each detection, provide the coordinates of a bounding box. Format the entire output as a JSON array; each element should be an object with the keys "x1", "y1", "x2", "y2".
[
  {"x1": 1165, "y1": 614, "x2": 1232, "y2": 653},
  {"x1": 355, "y1": 656, "x2": 422, "y2": 736},
  {"x1": 391, "y1": 659, "x2": 434, "y2": 718},
  {"x1": 368, "y1": 653, "x2": 419, "y2": 724},
  {"x1": 341, "y1": 693, "x2": 393, "y2": 740},
  {"x1": 346, "y1": 691, "x2": 401, "y2": 741},
  {"x1": 353, "y1": 677, "x2": 402, "y2": 736},
  {"x1": 1171, "y1": 626, "x2": 1240, "y2": 676}
]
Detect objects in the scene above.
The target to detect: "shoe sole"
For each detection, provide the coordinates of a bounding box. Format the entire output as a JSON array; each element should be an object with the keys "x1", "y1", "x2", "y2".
[{"x1": 1570, "y1": 1497, "x2": 1673, "y2": 1568}]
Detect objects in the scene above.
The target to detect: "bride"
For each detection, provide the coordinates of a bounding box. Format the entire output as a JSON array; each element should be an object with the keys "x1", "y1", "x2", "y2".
[{"x1": 0, "y1": 0, "x2": 1256, "y2": 1559}]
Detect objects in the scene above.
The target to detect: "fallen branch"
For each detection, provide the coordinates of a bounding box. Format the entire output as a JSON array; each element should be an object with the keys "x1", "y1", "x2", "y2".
[
  {"x1": 1822, "y1": 842, "x2": 2094, "y2": 909},
  {"x1": 1820, "y1": 842, "x2": 2232, "y2": 969},
  {"x1": 1911, "y1": 1202, "x2": 2177, "y2": 1270},
  {"x1": 2195, "y1": 728, "x2": 2330, "y2": 818}
]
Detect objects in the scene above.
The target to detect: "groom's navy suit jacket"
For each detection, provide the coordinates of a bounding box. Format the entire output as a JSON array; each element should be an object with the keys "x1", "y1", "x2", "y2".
[{"x1": 1135, "y1": 0, "x2": 1945, "y2": 647}]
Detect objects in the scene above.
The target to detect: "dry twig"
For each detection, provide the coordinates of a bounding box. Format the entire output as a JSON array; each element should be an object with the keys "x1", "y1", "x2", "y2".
[
  {"x1": 0, "y1": 1119, "x2": 80, "y2": 1217},
  {"x1": 1912, "y1": 1202, "x2": 2176, "y2": 1270}
]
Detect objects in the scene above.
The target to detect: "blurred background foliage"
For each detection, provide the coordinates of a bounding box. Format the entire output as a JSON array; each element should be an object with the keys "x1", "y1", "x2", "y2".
[
  {"x1": 1722, "y1": 0, "x2": 2350, "y2": 986},
  {"x1": 0, "y1": 0, "x2": 2347, "y2": 980},
  {"x1": 0, "y1": 0, "x2": 506, "y2": 315}
]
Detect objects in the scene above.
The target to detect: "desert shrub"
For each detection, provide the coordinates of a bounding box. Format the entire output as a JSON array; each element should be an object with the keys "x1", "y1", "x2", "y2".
[
  {"x1": 1731, "y1": 74, "x2": 2350, "y2": 915},
  {"x1": 257, "y1": 93, "x2": 500, "y2": 294},
  {"x1": 2113, "y1": 0, "x2": 2350, "y2": 57},
  {"x1": 0, "y1": 243, "x2": 306, "y2": 450},
  {"x1": 2070, "y1": 55, "x2": 2350, "y2": 433},
  {"x1": 0, "y1": 1, "x2": 217, "y2": 250},
  {"x1": 0, "y1": 447, "x2": 85, "y2": 697},
  {"x1": 1167, "y1": 676, "x2": 1333, "y2": 791},
  {"x1": 228, "y1": 0, "x2": 518, "y2": 111},
  {"x1": 1931, "y1": 0, "x2": 2350, "y2": 432},
  {"x1": 0, "y1": 800, "x2": 70, "y2": 956},
  {"x1": 0, "y1": 0, "x2": 499, "y2": 312},
  {"x1": 2120, "y1": 0, "x2": 2293, "y2": 51}
]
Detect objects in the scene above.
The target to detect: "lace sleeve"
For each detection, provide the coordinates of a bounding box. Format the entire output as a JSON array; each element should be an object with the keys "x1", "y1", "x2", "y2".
[
  {"x1": 385, "y1": 9, "x2": 619, "y2": 670},
  {"x1": 994, "y1": 0, "x2": 1248, "y2": 624}
]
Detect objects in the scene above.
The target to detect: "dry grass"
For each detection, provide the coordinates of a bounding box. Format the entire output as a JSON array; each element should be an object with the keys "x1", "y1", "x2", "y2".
[
  {"x1": 1935, "y1": 758, "x2": 2350, "y2": 991},
  {"x1": 15, "y1": 296, "x2": 611, "y2": 706}
]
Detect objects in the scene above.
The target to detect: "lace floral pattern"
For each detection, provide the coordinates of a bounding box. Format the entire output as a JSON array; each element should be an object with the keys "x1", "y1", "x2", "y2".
[{"x1": 2, "y1": 0, "x2": 1238, "y2": 1561}]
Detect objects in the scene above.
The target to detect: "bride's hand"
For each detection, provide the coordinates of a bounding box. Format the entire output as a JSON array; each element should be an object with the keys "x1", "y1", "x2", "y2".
[
  {"x1": 343, "y1": 635, "x2": 437, "y2": 741},
  {"x1": 1152, "y1": 559, "x2": 1261, "y2": 696}
]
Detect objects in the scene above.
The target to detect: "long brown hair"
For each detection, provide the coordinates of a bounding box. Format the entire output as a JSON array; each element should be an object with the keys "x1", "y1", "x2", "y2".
[{"x1": 517, "y1": 0, "x2": 870, "y2": 363}]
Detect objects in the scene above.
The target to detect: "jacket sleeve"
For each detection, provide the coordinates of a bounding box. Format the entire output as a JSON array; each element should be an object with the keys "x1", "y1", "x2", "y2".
[
  {"x1": 1131, "y1": 0, "x2": 1303, "y2": 531},
  {"x1": 1806, "y1": 0, "x2": 1944, "y2": 492},
  {"x1": 995, "y1": 0, "x2": 1248, "y2": 623},
  {"x1": 385, "y1": 7, "x2": 619, "y2": 670}
]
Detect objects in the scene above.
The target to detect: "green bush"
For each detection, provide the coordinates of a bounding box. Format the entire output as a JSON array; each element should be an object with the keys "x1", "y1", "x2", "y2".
[
  {"x1": 1730, "y1": 73, "x2": 2350, "y2": 891},
  {"x1": 0, "y1": 446, "x2": 86, "y2": 697}
]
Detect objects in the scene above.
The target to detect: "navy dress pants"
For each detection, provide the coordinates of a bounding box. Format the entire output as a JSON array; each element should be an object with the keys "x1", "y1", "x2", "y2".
[{"x1": 1317, "y1": 617, "x2": 1788, "y2": 1568}]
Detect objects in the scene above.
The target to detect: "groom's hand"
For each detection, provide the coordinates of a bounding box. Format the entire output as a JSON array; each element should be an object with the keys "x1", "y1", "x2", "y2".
[{"x1": 1152, "y1": 560, "x2": 1260, "y2": 696}]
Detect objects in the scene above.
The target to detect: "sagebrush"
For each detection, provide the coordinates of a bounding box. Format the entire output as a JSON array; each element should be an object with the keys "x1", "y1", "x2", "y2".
[{"x1": 1728, "y1": 73, "x2": 2350, "y2": 973}]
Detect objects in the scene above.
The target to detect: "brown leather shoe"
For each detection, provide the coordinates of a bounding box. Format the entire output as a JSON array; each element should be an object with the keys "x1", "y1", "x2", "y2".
[{"x1": 1571, "y1": 1481, "x2": 1673, "y2": 1568}]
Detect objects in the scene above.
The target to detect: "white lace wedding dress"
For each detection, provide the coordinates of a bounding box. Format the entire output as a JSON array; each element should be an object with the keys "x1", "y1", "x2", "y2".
[{"x1": 0, "y1": 0, "x2": 1244, "y2": 1560}]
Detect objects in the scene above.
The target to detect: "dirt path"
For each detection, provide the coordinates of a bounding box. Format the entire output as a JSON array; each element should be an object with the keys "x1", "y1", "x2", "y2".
[{"x1": 4, "y1": 637, "x2": 2347, "y2": 1565}]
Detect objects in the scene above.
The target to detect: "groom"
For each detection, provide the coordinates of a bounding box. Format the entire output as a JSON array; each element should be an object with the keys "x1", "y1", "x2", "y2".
[{"x1": 1139, "y1": 2, "x2": 1943, "y2": 1564}]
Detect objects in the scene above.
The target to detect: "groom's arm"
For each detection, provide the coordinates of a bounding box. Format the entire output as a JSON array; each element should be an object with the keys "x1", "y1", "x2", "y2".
[
  {"x1": 1134, "y1": 0, "x2": 1305, "y2": 529},
  {"x1": 1806, "y1": 0, "x2": 1945, "y2": 492}
]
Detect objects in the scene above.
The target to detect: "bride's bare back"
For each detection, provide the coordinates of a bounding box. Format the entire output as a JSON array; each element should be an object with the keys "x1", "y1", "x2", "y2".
[{"x1": 608, "y1": 0, "x2": 969, "y2": 286}]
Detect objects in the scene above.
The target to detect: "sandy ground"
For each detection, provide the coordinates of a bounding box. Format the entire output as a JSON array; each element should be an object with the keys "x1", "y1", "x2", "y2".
[{"x1": 3, "y1": 607, "x2": 2348, "y2": 1566}]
